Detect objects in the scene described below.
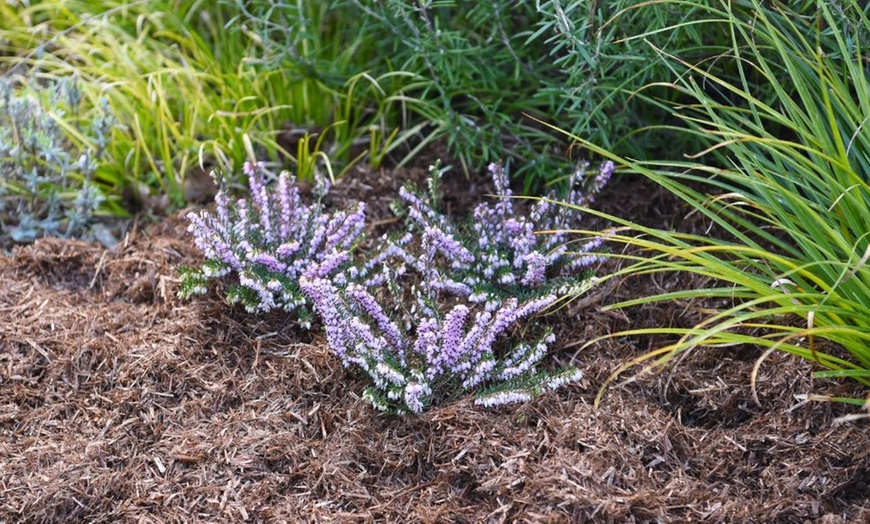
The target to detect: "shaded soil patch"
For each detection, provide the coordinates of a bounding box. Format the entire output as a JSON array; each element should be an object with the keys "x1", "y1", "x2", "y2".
[{"x1": 1, "y1": 167, "x2": 868, "y2": 523}]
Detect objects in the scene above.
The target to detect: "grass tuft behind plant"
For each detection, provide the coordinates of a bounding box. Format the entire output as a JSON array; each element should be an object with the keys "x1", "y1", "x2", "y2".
[
  {"x1": 0, "y1": 0, "x2": 414, "y2": 211},
  {"x1": 227, "y1": 0, "x2": 750, "y2": 190},
  {"x1": 551, "y1": 0, "x2": 870, "y2": 405}
]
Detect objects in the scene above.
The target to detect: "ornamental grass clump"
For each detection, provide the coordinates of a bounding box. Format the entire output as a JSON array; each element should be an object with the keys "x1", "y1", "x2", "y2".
[
  {"x1": 391, "y1": 161, "x2": 613, "y2": 308},
  {"x1": 560, "y1": 0, "x2": 870, "y2": 406},
  {"x1": 179, "y1": 161, "x2": 365, "y2": 325}
]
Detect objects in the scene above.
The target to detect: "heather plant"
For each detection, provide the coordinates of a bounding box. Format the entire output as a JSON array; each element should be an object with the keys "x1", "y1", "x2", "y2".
[
  {"x1": 300, "y1": 263, "x2": 582, "y2": 414},
  {"x1": 388, "y1": 161, "x2": 613, "y2": 308},
  {"x1": 179, "y1": 161, "x2": 365, "y2": 327},
  {"x1": 0, "y1": 77, "x2": 114, "y2": 247},
  {"x1": 296, "y1": 159, "x2": 610, "y2": 413}
]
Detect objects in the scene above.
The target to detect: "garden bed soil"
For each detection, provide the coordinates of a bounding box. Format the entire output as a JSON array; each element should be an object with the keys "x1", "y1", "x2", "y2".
[{"x1": 1, "y1": 165, "x2": 869, "y2": 523}]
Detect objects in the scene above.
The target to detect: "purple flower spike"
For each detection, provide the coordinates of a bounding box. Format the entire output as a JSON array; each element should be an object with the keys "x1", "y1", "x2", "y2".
[
  {"x1": 180, "y1": 161, "x2": 366, "y2": 323},
  {"x1": 388, "y1": 159, "x2": 610, "y2": 306}
]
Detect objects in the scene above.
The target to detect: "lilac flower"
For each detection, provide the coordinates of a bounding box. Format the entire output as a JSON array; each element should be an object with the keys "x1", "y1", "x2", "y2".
[
  {"x1": 347, "y1": 283, "x2": 407, "y2": 360},
  {"x1": 488, "y1": 162, "x2": 514, "y2": 219},
  {"x1": 298, "y1": 275, "x2": 351, "y2": 358},
  {"x1": 496, "y1": 332, "x2": 556, "y2": 381},
  {"x1": 376, "y1": 362, "x2": 407, "y2": 387},
  {"x1": 428, "y1": 279, "x2": 472, "y2": 296},
  {"x1": 251, "y1": 252, "x2": 286, "y2": 273},
  {"x1": 430, "y1": 305, "x2": 470, "y2": 376},
  {"x1": 245, "y1": 161, "x2": 274, "y2": 245},
  {"x1": 521, "y1": 251, "x2": 547, "y2": 286},
  {"x1": 307, "y1": 250, "x2": 350, "y2": 279},
  {"x1": 276, "y1": 241, "x2": 301, "y2": 260},
  {"x1": 421, "y1": 227, "x2": 474, "y2": 267},
  {"x1": 590, "y1": 160, "x2": 614, "y2": 196},
  {"x1": 545, "y1": 369, "x2": 584, "y2": 391},
  {"x1": 243, "y1": 160, "x2": 264, "y2": 178},
  {"x1": 234, "y1": 273, "x2": 277, "y2": 313},
  {"x1": 326, "y1": 205, "x2": 367, "y2": 251},
  {"x1": 462, "y1": 358, "x2": 497, "y2": 390}
]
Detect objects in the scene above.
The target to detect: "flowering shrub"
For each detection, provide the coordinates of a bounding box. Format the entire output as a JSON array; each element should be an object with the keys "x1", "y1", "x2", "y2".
[
  {"x1": 300, "y1": 265, "x2": 582, "y2": 413},
  {"x1": 179, "y1": 161, "x2": 365, "y2": 326},
  {"x1": 182, "y1": 158, "x2": 607, "y2": 412},
  {"x1": 295, "y1": 161, "x2": 611, "y2": 413},
  {"x1": 0, "y1": 77, "x2": 114, "y2": 247},
  {"x1": 389, "y1": 160, "x2": 614, "y2": 307}
]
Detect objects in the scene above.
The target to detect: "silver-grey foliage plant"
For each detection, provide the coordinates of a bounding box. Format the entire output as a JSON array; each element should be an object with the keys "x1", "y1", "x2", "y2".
[{"x1": 0, "y1": 77, "x2": 113, "y2": 247}]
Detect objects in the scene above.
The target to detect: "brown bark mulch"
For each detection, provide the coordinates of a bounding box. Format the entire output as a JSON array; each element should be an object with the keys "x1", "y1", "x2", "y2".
[{"x1": 1, "y1": 167, "x2": 868, "y2": 523}]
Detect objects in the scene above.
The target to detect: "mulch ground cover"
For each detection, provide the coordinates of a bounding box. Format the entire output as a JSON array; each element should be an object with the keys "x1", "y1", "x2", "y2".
[{"x1": 1, "y1": 163, "x2": 869, "y2": 523}]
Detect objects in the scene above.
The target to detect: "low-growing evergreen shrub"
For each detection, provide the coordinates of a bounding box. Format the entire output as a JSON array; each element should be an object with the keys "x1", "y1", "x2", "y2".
[
  {"x1": 300, "y1": 268, "x2": 579, "y2": 413},
  {"x1": 180, "y1": 155, "x2": 609, "y2": 413},
  {"x1": 387, "y1": 161, "x2": 613, "y2": 307},
  {"x1": 297, "y1": 160, "x2": 611, "y2": 413},
  {"x1": 179, "y1": 161, "x2": 365, "y2": 326}
]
